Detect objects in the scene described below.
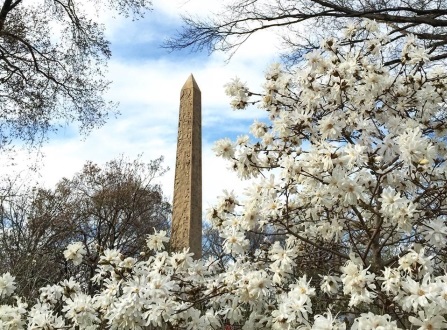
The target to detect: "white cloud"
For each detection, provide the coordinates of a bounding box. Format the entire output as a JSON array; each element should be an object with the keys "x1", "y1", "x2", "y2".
[
  {"x1": 152, "y1": 0, "x2": 223, "y2": 19},
  {"x1": 4, "y1": 0, "x2": 281, "y2": 212}
]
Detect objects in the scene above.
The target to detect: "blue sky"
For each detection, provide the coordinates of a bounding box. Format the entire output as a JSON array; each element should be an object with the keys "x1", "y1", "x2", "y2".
[{"x1": 4, "y1": 0, "x2": 282, "y2": 209}]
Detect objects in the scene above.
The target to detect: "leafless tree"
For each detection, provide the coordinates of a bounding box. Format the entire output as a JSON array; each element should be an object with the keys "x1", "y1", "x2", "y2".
[
  {"x1": 0, "y1": 156, "x2": 171, "y2": 299},
  {"x1": 165, "y1": 0, "x2": 447, "y2": 65},
  {"x1": 0, "y1": 0, "x2": 152, "y2": 150}
]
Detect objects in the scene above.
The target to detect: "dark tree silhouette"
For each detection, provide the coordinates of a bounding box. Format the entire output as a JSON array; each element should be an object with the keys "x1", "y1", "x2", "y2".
[
  {"x1": 165, "y1": 0, "x2": 447, "y2": 65},
  {"x1": 0, "y1": 156, "x2": 170, "y2": 298},
  {"x1": 0, "y1": 0, "x2": 152, "y2": 149}
]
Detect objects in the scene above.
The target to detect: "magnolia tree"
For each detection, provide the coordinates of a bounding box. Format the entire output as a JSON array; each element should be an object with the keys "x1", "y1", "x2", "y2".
[{"x1": 2, "y1": 20, "x2": 447, "y2": 329}]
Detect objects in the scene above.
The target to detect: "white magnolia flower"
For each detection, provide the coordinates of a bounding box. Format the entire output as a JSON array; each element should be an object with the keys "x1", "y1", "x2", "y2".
[
  {"x1": 27, "y1": 302, "x2": 65, "y2": 329},
  {"x1": 341, "y1": 260, "x2": 376, "y2": 307},
  {"x1": 224, "y1": 77, "x2": 249, "y2": 109},
  {"x1": 378, "y1": 267, "x2": 401, "y2": 294},
  {"x1": 63, "y1": 241, "x2": 86, "y2": 266},
  {"x1": 100, "y1": 249, "x2": 122, "y2": 265},
  {"x1": 398, "y1": 248, "x2": 433, "y2": 276},
  {"x1": 409, "y1": 310, "x2": 447, "y2": 330},
  {"x1": 397, "y1": 127, "x2": 435, "y2": 166},
  {"x1": 250, "y1": 120, "x2": 268, "y2": 138},
  {"x1": 213, "y1": 138, "x2": 235, "y2": 159},
  {"x1": 320, "y1": 275, "x2": 340, "y2": 295},
  {"x1": 62, "y1": 294, "x2": 100, "y2": 328},
  {"x1": 39, "y1": 284, "x2": 64, "y2": 304},
  {"x1": 352, "y1": 312, "x2": 399, "y2": 330},
  {"x1": 222, "y1": 229, "x2": 248, "y2": 254},
  {"x1": 0, "y1": 272, "x2": 16, "y2": 298},
  {"x1": 422, "y1": 218, "x2": 447, "y2": 248},
  {"x1": 399, "y1": 276, "x2": 433, "y2": 313},
  {"x1": 0, "y1": 298, "x2": 26, "y2": 329},
  {"x1": 313, "y1": 311, "x2": 346, "y2": 330},
  {"x1": 146, "y1": 229, "x2": 169, "y2": 251}
]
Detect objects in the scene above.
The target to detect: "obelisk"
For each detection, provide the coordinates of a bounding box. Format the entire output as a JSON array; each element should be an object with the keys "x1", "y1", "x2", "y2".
[{"x1": 170, "y1": 74, "x2": 202, "y2": 259}]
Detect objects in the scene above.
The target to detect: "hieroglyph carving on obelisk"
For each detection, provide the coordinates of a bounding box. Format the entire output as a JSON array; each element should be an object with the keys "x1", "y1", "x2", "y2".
[{"x1": 170, "y1": 74, "x2": 202, "y2": 259}]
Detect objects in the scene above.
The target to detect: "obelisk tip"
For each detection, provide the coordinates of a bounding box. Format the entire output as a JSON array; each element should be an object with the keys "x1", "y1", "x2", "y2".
[{"x1": 182, "y1": 74, "x2": 200, "y2": 91}]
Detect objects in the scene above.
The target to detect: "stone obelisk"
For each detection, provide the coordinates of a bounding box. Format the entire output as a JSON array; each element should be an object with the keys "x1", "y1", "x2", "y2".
[{"x1": 171, "y1": 74, "x2": 202, "y2": 259}]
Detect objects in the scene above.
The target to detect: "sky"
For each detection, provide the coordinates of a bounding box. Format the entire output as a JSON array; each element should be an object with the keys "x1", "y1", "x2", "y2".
[{"x1": 4, "y1": 0, "x2": 283, "y2": 212}]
